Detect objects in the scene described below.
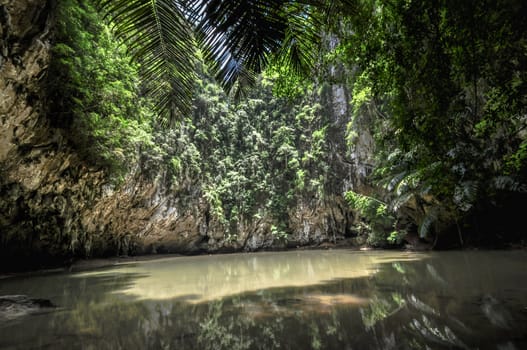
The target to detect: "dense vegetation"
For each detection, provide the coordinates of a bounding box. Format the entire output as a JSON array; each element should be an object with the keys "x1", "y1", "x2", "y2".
[
  {"x1": 136, "y1": 69, "x2": 343, "y2": 241},
  {"x1": 48, "y1": 0, "x2": 343, "y2": 245},
  {"x1": 337, "y1": 0, "x2": 527, "y2": 246},
  {"x1": 48, "y1": 0, "x2": 154, "y2": 176},
  {"x1": 50, "y1": 0, "x2": 526, "y2": 249}
]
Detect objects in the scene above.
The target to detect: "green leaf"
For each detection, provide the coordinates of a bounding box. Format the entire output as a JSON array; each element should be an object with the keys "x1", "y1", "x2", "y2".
[{"x1": 97, "y1": 0, "x2": 197, "y2": 122}]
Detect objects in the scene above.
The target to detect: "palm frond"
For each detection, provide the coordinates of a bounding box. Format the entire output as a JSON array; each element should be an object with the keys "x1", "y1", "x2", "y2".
[
  {"x1": 386, "y1": 170, "x2": 409, "y2": 192},
  {"x1": 392, "y1": 191, "x2": 414, "y2": 212},
  {"x1": 418, "y1": 207, "x2": 438, "y2": 239},
  {"x1": 97, "y1": 0, "x2": 196, "y2": 122},
  {"x1": 276, "y1": 2, "x2": 321, "y2": 75},
  {"x1": 96, "y1": 0, "x2": 349, "y2": 118},
  {"x1": 188, "y1": 0, "x2": 322, "y2": 93}
]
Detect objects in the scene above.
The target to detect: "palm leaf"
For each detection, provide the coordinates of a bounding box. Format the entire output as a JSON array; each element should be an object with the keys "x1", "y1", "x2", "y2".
[
  {"x1": 187, "y1": 0, "x2": 323, "y2": 93},
  {"x1": 392, "y1": 191, "x2": 414, "y2": 212},
  {"x1": 96, "y1": 0, "x2": 351, "y2": 118},
  {"x1": 97, "y1": 0, "x2": 197, "y2": 122},
  {"x1": 418, "y1": 207, "x2": 438, "y2": 239}
]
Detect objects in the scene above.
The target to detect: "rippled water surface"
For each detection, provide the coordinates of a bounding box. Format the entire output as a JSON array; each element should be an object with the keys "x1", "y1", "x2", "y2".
[{"x1": 1, "y1": 250, "x2": 527, "y2": 349}]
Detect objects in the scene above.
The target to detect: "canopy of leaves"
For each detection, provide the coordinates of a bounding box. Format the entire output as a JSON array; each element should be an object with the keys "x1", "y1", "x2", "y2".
[{"x1": 95, "y1": 0, "x2": 356, "y2": 121}]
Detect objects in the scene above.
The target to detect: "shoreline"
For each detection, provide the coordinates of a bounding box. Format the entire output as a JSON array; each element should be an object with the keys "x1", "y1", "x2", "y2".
[{"x1": 1, "y1": 241, "x2": 524, "y2": 280}]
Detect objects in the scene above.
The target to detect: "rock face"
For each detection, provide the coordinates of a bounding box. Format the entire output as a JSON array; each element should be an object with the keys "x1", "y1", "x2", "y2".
[
  {"x1": 81, "y1": 175, "x2": 353, "y2": 255},
  {"x1": 1, "y1": 0, "x2": 63, "y2": 265},
  {"x1": 0, "y1": 0, "x2": 112, "y2": 268},
  {"x1": 0, "y1": 0, "x2": 360, "y2": 271},
  {"x1": 0, "y1": 295, "x2": 55, "y2": 321}
]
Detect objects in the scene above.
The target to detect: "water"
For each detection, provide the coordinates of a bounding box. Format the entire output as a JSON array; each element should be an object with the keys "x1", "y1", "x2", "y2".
[{"x1": 1, "y1": 250, "x2": 526, "y2": 349}]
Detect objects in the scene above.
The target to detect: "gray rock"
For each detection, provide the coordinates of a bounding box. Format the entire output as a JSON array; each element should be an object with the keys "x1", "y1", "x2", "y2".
[{"x1": 0, "y1": 295, "x2": 55, "y2": 321}]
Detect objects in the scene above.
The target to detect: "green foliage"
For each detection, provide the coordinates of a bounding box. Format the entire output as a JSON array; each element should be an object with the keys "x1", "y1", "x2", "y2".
[
  {"x1": 345, "y1": 191, "x2": 398, "y2": 246},
  {"x1": 263, "y1": 63, "x2": 312, "y2": 99},
  {"x1": 47, "y1": 0, "x2": 527, "y2": 246},
  {"x1": 95, "y1": 0, "x2": 337, "y2": 118},
  {"x1": 387, "y1": 231, "x2": 405, "y2": 245},
  {"x1": 270, "y1": 224, "x2": 288, "y2": 240},
  {"x1": 175, "y1": 66, "x2": 341, "y2": 241},
  {"x1": 97, "y1": 0, "x2": 196, "y2": 120},
  {"x1": 345, "y1": 191, "x2": 388, "y2": 224},
  {"x1": 335, "y1": 0, "x2": 527, "y2": 241},
  {"x1": 48, "y1": 0, "x2": 154, "y2": 176},
  {"x1": 505, "y1": 140, "x2": 527, "y2": 175},
  {"x1": 125, "y1": 63, "x2": 332, "y2": 241}
]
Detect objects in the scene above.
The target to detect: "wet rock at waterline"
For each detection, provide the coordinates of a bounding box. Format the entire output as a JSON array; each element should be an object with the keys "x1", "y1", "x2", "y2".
[{"x1": 0, "y1": 295, "x2": 55, "y2": 321}]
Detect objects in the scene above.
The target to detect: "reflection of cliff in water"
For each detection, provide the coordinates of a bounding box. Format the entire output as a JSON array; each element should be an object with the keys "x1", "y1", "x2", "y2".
[{"x1": 1, "y1": 251, "x2": 527, "y2": 349}]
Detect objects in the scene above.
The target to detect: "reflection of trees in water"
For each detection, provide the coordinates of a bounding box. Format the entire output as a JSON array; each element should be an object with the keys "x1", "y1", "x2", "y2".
[
  {"x1": 192, "y1": 255, "x2": 527, "y2": 350},
  {"x1": 51, "y1": 299, "x2": 204, "y2": 349},
  {"x1": 5, "y1": 253, "x2": 526, "y2": 349},
  {"x1": 56, "y1": 301, "x2": 151, "y2": 348},
  {"x1": 355, "y1": 256, "x2": 527, "y2": 350},
  {"x1": 199, "y1": 300, "x2": 251, "y2": 350}
]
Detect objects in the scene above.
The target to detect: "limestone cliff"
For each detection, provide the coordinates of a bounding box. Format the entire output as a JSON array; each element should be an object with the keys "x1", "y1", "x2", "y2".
[
  {"x1": 0, "y1": 0, "x2": 363, "y2": 270},
  {"x1": 0, "y1": 0, "x2": 109, "y2": 268}
]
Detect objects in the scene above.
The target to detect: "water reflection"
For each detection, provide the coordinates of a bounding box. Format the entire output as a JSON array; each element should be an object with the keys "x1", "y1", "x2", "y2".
[
  {"x1": 75, "y1": 251, "x2": 424, "y2": 303},
  {"x1": 0, "y1": 250, "x2": 526, "y2": 349}
]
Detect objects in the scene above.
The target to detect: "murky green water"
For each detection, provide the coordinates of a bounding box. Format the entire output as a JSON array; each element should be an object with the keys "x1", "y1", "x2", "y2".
[{"x1": 1, "y1": 250, "x2": 526, "y2": 349}]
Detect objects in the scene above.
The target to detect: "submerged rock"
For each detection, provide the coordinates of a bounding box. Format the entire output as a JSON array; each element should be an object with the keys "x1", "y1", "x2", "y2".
[{"x1": 0, "y1": 295, "x2": 55, "y2": 321}]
